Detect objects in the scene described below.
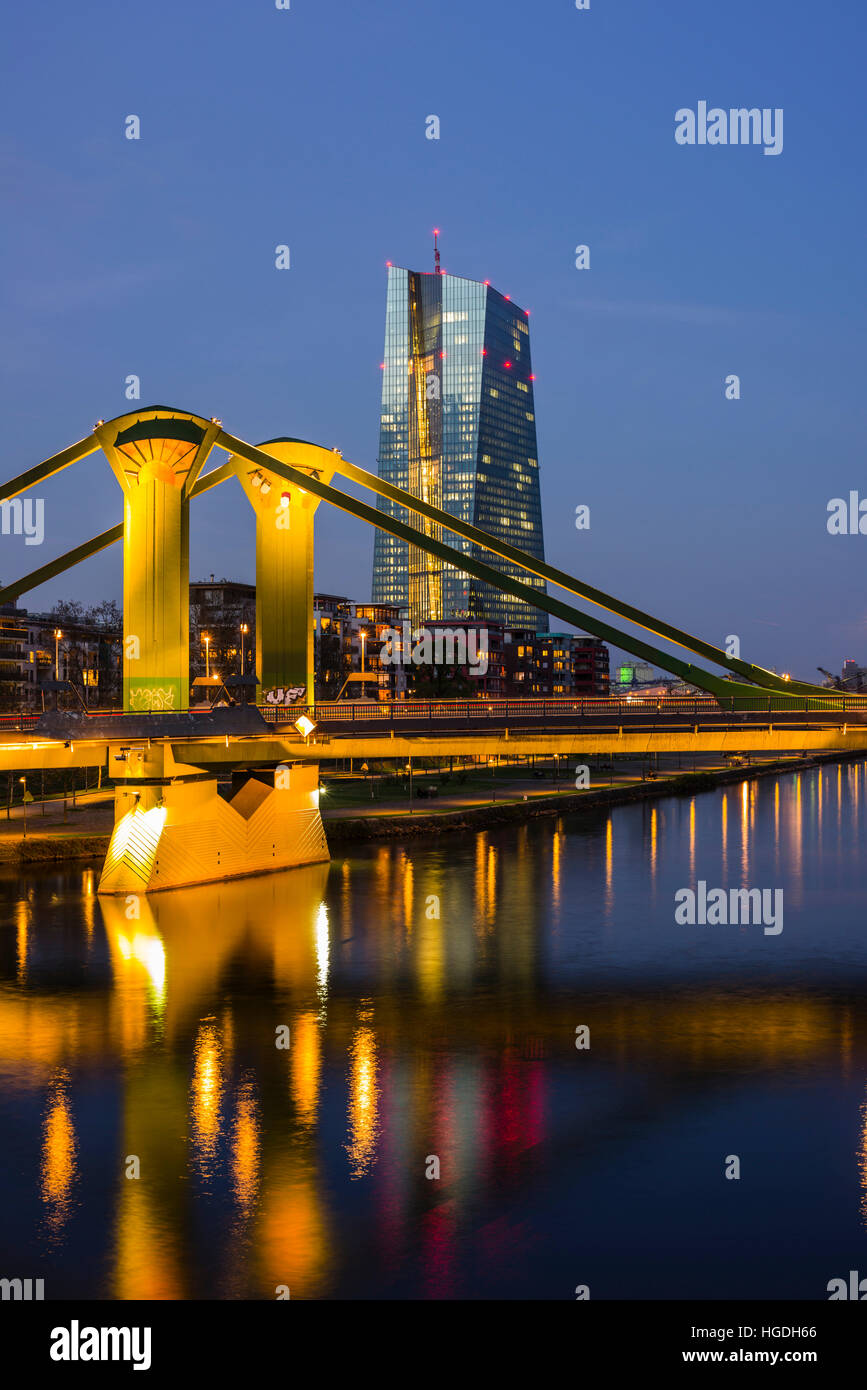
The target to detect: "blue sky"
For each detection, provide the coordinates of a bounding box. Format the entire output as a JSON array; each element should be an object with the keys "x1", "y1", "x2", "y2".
[{"x1": 1, "y1": 0, "x2": 865, "y2": 678}]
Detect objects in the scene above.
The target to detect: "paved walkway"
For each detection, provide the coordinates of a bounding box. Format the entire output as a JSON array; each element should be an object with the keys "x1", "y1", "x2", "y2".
[{"x1": 0, "y1": 788, "x2": 114, "y2": 838}]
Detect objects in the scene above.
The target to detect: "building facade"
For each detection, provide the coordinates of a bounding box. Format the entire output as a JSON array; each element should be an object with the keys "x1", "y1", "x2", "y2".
[
  {"x1": 372, "y1": 264, "x2": 548, "y2": 631},
  {"x1": 189, "y1": 577, "x2": 256, "y2": 682},
  {"x1": 503, "y1": 631, "x2": 609, "y2": 698},
  {"x1": 0, "y1": 604, "x2": 122, "y2": 711}
]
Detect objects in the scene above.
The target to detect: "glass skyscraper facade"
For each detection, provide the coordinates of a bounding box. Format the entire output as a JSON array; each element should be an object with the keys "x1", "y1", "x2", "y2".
[{"x1": 371, "y1": 266, "x2": 548, "y2": 630}]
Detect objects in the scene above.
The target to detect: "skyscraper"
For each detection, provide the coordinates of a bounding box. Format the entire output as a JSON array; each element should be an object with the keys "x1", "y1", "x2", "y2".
[{"x1": 371, "y1": 257, "x2": 548, "y2": 630}]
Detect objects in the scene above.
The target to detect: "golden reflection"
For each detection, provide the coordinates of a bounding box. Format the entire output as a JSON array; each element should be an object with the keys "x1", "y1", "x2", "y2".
[
  {"x1": 418, "y1": 894, "x2": 445, "y2": 1000},
  {"x1": 81, "y1": 871, "x2": 95, "y2": 941},
  {"x1": 604, "y1": 817, "x2": 614, "y2": 916},
  {"x1": 258, "y1": 1169, "x2": 330, "y2": 1299},
  {"x1": 552, "y1": 826, "x2": 561, "y2": 910},
  {"x1": 315, "y1": 902, "x2": 329, "y2": 1011},
  {"x1": 374, "y1": 844, "x2": 391, "y2": 901},
  {"x1": 789, "y1": 773, "x2": 803, "y2": 893},
  {"x1": 290, "y1": 1012, "x2": 323, "y2": 1125},
  {"x1": 231, "y1": 1076, "x2": 261, "y2": 1214},
  {"x1": 40, "y1": 1070, "x2": 77, "y2": 1236},
  {"x1": 650, "y1": 806, "x2": 658, "y2": 884},
  {"x1": 688, "y1": 799, "x2": 695, "y2": 881},
  {"x1": 114, "y1": 1187, "x2": 183, "y2": 1300},
  {"x1": 346, "y1": 1005, "x2": 379, "y2": 1178},
  {"x1": 190, "y1": 1018, "x2": 223, "y2": 1173},
  {"x1": 114, "y1": 928, "x2": 167, "y2": 1011},
  {"x1": 473, "y1": 832, "x2": 497, "y2": 934},
  {"x1": 720, "y1": 795, "x2": 727, "y2": 879},
  {"x1": 740, "y1": 782, "x2": 749, "y2": 883},
  {"x1": 15, "y1": 899, "x2": 29, "y2": 983},
  {"x1": 475, "y1": 832, "x2": 486, "y2": 926},
  {"x1": 341, "y1": 857, "x2": 352, "y2": 934},
  {"x1": 403, "y1": 855, "x2": 414, "y2": 934}
]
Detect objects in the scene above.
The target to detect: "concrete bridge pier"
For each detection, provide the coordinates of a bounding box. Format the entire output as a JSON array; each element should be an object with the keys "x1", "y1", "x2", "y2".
[{"x1": 97, "y1": 743, "x2": 329, "y2": 894}]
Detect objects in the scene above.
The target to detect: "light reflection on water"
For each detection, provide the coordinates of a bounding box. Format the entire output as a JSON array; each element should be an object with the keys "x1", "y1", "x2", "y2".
[{"x1": 2, "y1": 763, "x2": 867, "y2": 1297}]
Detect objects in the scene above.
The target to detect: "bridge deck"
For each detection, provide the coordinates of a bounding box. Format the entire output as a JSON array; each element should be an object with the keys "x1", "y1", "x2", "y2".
[{"x1": 0, "y1": 704, "x2": 866, "y2": 771}]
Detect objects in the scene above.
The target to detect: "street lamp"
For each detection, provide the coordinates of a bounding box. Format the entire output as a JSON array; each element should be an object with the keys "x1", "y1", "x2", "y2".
[
  {"x1": 240, "y1": 622, "x2": 249, "y2": 675},
  {"x1": 360, "y1": 630, "x2": 367, "y2": 674},
  {"x1": 19, "y1": 776, "x2": 27, "y2": 838},
  {"x1": 54, "y1": 628, "x2": 62, "y2": 681},
  {"x1": 202, "y1": 633, "x2": 211, "y2": 679}
]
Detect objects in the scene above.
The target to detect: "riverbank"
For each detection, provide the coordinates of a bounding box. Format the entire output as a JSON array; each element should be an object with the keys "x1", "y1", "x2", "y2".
[
  {"x1": 0, "y1": 752, "x2": 860, "y2": 863},
  {"x1": 323, "y1": 754, "x2": 834, "y2": 843}
]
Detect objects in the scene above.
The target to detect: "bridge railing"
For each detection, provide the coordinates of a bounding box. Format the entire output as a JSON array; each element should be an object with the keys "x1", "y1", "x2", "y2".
[
  {"x1": 261, "y1": 695, "x2": 722, "y2": 725},
  {"x1": 258, "y1": 691, "x2": 867, "y2": 726},
  {"x1": 4, "y1": 691, "x2": 865, "y2": 734}
]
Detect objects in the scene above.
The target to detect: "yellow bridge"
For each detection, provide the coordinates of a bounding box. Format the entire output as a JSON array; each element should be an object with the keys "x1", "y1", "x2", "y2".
[{"x1": 1, "y1": 406, "x2": 862, "y2": 893}]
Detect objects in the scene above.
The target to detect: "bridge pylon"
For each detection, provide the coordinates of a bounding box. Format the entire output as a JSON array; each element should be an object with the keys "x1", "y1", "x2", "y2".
[
  {"x1": 96, "y1": 409, "x2": 221, "y2": 713},
  {"x1": 229, "y1": 439, "x2": 338, "y2": 704}
]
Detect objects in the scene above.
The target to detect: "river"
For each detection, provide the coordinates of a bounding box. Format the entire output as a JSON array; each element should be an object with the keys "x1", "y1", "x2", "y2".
[{"x1": 2, "y1": 762, "x2": 867, "y2": 1299}]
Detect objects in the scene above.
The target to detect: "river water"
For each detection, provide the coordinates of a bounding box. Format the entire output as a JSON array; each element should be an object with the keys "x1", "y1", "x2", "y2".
[{"x1": 2, "y1": 762, "x2": 867, "y2": 1300}]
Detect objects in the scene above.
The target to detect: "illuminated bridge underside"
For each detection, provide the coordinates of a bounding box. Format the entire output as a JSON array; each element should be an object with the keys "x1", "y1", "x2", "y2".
[
  {"x1": 171, "y1": 726, "x2": 867, "y2": 763},
  {"x1": 1, "y1": 405, "x2": 862, "y2": 892}
]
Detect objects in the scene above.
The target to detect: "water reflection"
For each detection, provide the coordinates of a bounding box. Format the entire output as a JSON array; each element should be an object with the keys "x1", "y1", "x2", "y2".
[
  {"x1": 1, "y1": 764, "x2": 867, "y2": 1298},
  {"x1": 41, "y1": 1070, "x2": 77, "y2": 1239}
]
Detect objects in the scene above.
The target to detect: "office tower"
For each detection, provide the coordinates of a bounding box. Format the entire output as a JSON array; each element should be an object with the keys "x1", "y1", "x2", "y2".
[{"x1": 371, "y1": 255, "x2": 548, "y2": 630}]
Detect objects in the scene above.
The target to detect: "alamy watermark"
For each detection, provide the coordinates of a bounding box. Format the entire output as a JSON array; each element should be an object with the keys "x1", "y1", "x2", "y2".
[
  {"x1": 675, "y1": 881, "x2": 783, "y2": 935},
  {"x1": 1, "y1": 497, "x2": 44, "y2": 545},
  {"x1": 380, "y1": 624, "x2": 489, "y2": 676},
  {"x1": 675, "y1": 103, "x2": 783, "y2": 157}
]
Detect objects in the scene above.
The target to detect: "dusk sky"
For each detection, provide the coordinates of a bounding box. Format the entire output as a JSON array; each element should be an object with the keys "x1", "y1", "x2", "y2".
[{"x1": 2, "y1": 0, "x2": 865, "y2": 679}]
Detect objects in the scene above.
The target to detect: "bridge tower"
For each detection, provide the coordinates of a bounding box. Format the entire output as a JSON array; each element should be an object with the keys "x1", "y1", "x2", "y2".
[
  {"x1": 230, "y1": 439, "x2": 338, "y2": 704},
  {"x1": 95, "y1": 409, "x2": 220, "y2": 712}
]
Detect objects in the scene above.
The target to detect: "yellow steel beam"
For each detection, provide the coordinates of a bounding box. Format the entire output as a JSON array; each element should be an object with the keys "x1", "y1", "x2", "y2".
[{"x1": 326, "y1": 454, "x2": 822, "y2": 697}]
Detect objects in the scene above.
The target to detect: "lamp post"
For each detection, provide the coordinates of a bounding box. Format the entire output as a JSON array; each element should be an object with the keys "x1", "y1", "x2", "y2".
[
  {"x1": 54, "y1": 628, "x2": 62, "y2": 681},
  {"x1": 360, "y1": 630, "x2": 367, "y2": 673},
  {"x1": 19, "y1": 777, "x2": 26, "y2": 838},
  {"x1": 240, "y1": 623, "x2": 249, "y2": 675},
  {"x1": 203, "y1": 633, "x2": 211, "y2": 679}
]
